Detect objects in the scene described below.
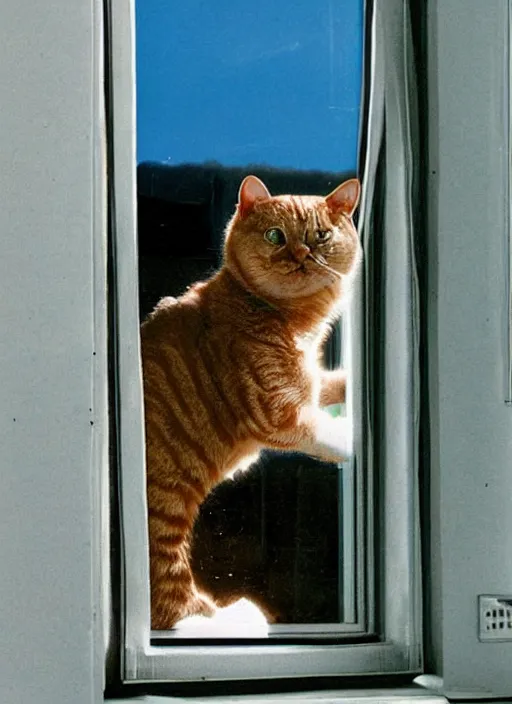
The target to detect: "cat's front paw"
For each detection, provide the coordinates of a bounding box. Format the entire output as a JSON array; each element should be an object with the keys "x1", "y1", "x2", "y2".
[{"x1": 315, "y1": 414, "x2": 352, "y2": 462}]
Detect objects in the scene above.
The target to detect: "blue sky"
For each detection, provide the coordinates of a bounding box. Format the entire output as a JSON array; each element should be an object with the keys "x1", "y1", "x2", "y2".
[{"x1": 136, "y1": 0, "x2": 363, "y2": 172}]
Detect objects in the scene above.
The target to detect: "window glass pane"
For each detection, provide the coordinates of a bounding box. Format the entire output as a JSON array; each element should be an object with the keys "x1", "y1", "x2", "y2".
[
  {"x1": 136, "y1": 1, "x2": 362, "y2": 170},
  {"x1": 135, "y1": 0, "x2": 364, "y2": 637}
]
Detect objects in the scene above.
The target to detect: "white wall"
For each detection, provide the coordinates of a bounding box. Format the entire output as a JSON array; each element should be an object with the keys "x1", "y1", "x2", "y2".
[
  {"x1": 427, "y1": 0, "x2": 512, "y2": 697},
  {"x1": 0, "y1": 2, "x2": 105, "y2": 703}
]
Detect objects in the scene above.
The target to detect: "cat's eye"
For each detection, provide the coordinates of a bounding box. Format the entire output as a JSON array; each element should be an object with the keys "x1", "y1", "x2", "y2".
[
  {"x1": 264, "y1": 227, "x2": 286, "y2": 246},
  {"x1": 316, "y1": 230, "x2": 332, "y2": 243}
]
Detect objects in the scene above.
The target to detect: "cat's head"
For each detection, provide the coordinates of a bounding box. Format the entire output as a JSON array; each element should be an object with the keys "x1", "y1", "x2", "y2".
[{"x1": 223, "y1": 175, "x2": 361, "y2": 304}]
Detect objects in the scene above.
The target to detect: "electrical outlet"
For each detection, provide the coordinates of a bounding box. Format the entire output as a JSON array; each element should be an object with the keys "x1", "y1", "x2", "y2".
[{"x1": 478, "y1": 595, "x2": 512, "y2": 642}]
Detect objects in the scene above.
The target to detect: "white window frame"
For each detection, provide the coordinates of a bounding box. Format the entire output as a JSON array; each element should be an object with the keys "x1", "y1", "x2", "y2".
[{"x1": 108, "y1": 0, "x2": 423, "y2": 683}]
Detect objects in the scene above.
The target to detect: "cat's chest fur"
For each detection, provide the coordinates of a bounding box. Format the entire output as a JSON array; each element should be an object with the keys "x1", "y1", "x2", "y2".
[
  {"x1": 293, "y1": 327, "x2": 327, "y2": 395},
  {"x1": 224, "y1": 329, "x2": 326, "y2": 476}
]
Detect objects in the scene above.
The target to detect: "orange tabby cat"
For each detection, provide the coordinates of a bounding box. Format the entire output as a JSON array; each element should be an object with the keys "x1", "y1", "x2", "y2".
[{"x1": 141, "y1": 174, "x2": 361, "y2": 629}]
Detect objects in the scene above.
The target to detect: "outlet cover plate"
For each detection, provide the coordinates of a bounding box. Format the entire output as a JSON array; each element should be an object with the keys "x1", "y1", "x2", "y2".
[{"x1": 478, "y1": 595, "x2": 512, "y2": 642}]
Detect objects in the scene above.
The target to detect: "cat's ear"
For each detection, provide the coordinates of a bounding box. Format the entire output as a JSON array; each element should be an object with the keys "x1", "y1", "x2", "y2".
[
  {"x1": 325, "y1": 178, "x2": 361, "y2": 218},
  {"x1": 238, "y1": 175, "x2": 271, "y2": 218}
]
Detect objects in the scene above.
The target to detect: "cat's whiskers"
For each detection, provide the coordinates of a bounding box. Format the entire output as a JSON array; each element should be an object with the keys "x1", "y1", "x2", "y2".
[{"x1": 307, "y1": 253, "x2": 343, "y2": 280}]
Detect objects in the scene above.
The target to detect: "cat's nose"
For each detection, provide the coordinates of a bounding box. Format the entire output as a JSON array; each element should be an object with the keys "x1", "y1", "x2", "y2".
[{"x1": 291, "y1": 243, "x2": 310, "y2": 263}]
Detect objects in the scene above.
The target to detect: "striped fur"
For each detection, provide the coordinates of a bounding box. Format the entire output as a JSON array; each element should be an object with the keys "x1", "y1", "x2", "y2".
[{"x1": 142, "y1": 176, "x2": 361, "y2": 629}]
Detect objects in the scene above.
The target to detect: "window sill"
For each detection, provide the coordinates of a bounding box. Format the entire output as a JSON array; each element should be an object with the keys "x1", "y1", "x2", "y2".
[{"x1": 106, "y1": 686, "x2": 448, "y2": 703}]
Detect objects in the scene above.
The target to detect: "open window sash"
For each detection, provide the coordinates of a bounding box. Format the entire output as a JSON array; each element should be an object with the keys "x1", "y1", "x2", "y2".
[{"x1": 106, "y1": 0, "x2": 423, "y2": 684}]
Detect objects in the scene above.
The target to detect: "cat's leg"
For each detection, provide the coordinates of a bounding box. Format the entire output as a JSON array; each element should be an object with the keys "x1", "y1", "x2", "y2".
[
  {"x1": 150, "y1": 563, "x2": 216, "y2": 629},
  {"x1": 149, "y1": 527, "x2": 216, "y2": 629},
  {"x1": 266, "y1": 407, "x2": 351, "y2": 463},
  {"x1": 319, "y1": 369, "x2": 346, "y2": 407},
  {"x1": 184, "y1": 589, "x2": 217, "y2": 620},
  {"x1": 296, "y1": 408, "x2": 352, "y2": 462}
]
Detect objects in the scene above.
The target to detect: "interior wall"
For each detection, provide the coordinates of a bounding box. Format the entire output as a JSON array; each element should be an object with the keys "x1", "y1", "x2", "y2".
[
  {"x1": 0, "y1": 1, "x2": 105, "y2": 702},
  {"x1": 427, "y1": 0, "x2": 512, "y2": 697}
]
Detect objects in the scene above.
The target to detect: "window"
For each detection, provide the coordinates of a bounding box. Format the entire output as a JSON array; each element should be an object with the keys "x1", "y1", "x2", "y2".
[{"x1": 107, "y1": 0, "x2": 423, "y2": 684}]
